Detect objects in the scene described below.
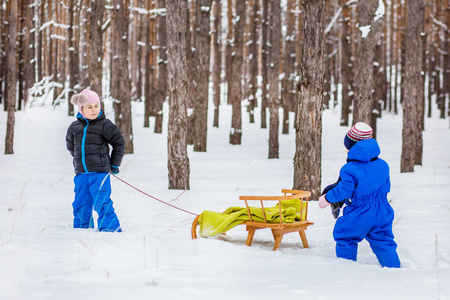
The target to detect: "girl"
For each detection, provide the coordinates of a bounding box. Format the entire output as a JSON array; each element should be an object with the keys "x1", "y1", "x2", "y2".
[
  {"x1": 319, "y1": 122, "x2": 401, "y2": 268},
  {"x1": 66, "y1": 89, "x2": 125, "y2": 232}
]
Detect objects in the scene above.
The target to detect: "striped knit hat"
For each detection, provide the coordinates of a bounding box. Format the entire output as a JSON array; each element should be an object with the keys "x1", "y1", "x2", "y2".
[{"x1": 344, "y1": 122, "x2": 373, "y2": 150}]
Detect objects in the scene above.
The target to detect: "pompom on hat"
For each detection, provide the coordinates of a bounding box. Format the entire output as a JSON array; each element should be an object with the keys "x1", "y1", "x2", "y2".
[
  {"x1": 344, "y1": 122, "x2": 373, "y2": 150},
  {"x1": 70, "y1": 89, "x2": 101, "y2": 118}
]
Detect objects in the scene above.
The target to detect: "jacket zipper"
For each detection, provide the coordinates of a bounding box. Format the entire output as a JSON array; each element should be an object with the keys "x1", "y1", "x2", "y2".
[{"x1": 81, "y1": 120, "x2": 90, "y2": 173}]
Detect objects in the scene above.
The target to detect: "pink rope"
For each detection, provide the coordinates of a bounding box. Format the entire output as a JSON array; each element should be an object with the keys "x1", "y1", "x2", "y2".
[{"x1": 112, "y1": 174, "x2": 198, "y2": 216}]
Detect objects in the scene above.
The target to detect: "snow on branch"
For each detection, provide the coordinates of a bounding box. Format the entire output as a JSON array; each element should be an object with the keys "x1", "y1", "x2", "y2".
[
  {"x1": 325, "y1": 6, "x2": 342, "y2": 35},
  {"x1": 325, "y1": 0, "x2": 358, "y2": 35},
  {"x1": 430, "y1": 14, "x2": 448, "y2": 31}
]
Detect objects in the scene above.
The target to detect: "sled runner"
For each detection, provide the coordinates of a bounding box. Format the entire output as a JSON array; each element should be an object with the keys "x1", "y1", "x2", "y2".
[{"x1": 191, "y1": 189, "x2": 314, "y2": 251}]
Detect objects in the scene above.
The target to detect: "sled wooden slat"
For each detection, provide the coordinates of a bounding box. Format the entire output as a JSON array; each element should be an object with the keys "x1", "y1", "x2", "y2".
[{"x1": 191, "y1": 189, "x2": 314, "y2": 251}]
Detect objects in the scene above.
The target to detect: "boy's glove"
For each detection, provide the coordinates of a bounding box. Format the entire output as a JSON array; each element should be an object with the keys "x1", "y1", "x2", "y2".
[
  {"x1": 330, "y1": 200, "x2": 345, "y2": 219},
  {"x1": 110, "y1": 165, "x2": 119, "y2": 175},
  {"x1": 321, "y1": 178, "x2": 346, "y2": 219}
]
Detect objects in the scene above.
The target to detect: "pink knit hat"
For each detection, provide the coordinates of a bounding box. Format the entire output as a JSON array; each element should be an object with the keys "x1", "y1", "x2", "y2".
[
  {"x1": 344, "y1": 122, "x2": 373, "y2": 150},
  {"x1": 70, "y1": 89, "x2": 101, "y2": 118}
]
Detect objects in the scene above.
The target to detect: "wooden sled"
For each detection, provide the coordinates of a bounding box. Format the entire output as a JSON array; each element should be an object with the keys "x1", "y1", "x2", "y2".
[{"x1": 191, "y1": 189, "x2": 314, "y2": 251}]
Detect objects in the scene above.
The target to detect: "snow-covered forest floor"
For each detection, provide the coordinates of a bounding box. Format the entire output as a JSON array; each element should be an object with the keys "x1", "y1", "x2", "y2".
[{"x1": 0, "y1": 97, "x2": 449, "y2": 300}]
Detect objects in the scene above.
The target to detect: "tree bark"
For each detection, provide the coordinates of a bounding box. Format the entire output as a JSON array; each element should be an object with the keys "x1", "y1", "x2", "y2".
[
  {"x1": 401, "y1": 0, "x2": 424, "y2": 172},
  {"x1": 353, "y1": 0, "x2": 385, "y2": 126},
  {"x1": 281, "y1": 0, "x2": 296, "y2": 134},
  {"x1": 268, "y1": 0, "x2": 280, "y2": 158},
  {"x1": 260, "y1": 0, "x2": 269, "y2": 129},
  {"x1": 154, "y1": 0, "x2": 168, "y2": 134},
  {"x1": 247, "y1": 0, "x2": 259, "y2": 124},
  {"x1": 89, "y1": 0, "x2": 105, "y2": 102},
  {"x1": 130, "y1": 0, "x2": 141, "y2": 101},
  {"x1": 339, "y1": 0, "x2": 353, "y2": 126},
  {"x1": 293, "y1": 0, "x2": 325, "y2": 200},
  {"x1": 225, "y1": 0, "x2": 233, "y2": 106},
  {"x1": 193, "y1": 0, "x2": 212, "y2": 151},
  {"x1": 79, "y1": 1, "x2": 89, "y2": 89},
  {"x1": 212, "y1": 0, "x2": 222, "y2": 128},
  {"x1": 111, "y1": 0, "x2": 134, "y2": 154},
  {"x1": 229, "y1": 0, "x2": 245, "y2": 145},
  {"x1": 68, "y1": 0, "x2": 79, "y2": 116},
  {"x1": 5, "y1": 0, "x2": 18, "y2": 154},
  {"x1": 167, "y1": 0, "x2": 190, "y2": 190},
  {"x1": 143, "y1": 0, "x2": 151, "y2": 127},
  {"x1": 185, "y1": 4, "x2": 195, "y2": 145}
]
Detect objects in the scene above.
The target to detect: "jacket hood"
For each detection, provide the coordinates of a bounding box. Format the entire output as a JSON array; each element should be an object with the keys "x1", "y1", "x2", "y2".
[{"x1": 347, "y1": 139, "x2": 380, "y2": 162}]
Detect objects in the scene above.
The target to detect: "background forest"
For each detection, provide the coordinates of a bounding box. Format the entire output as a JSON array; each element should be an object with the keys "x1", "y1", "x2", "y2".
[{"x1": 1, "y1": 0, "x2": 449, "y2": 198}]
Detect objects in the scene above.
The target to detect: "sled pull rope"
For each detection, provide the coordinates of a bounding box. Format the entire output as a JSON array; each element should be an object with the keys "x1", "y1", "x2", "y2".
[{"x1": 111, "y1": 174, "x2": 198, "y2": 216}]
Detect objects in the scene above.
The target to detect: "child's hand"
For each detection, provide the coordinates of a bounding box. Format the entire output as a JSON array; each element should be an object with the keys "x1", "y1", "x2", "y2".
[
  {"x1": 110, "y1": 165, "x2": 120, "y2": 175},
  {"x1": 318, "y1": 194, "x2": 330, "y2": 209}
]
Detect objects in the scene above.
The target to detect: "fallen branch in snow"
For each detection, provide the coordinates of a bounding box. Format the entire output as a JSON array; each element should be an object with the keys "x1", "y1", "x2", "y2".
[{"x1": 392, "y1": 215, "x2": 404, "y2": 227}]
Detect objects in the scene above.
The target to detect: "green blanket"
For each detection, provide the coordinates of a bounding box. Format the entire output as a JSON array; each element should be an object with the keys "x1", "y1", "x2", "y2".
[{"x1": 198, "y1": 199, "x2": 306, "y2": 238}]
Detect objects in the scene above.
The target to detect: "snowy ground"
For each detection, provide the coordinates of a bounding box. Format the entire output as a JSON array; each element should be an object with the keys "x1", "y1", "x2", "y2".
[{"x1": 0, "y1": 98, "x2": 449, "y2": 300}]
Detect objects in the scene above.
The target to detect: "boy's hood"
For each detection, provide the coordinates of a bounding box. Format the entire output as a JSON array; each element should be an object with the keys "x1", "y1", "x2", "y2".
[{"x1": 347, "y1": 139, "x2": 380, "y2": 162}]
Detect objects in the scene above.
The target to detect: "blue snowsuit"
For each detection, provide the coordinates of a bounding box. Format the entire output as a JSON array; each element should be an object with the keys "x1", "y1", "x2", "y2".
[
  {"x1": 66, "y1": 111, "x2": 125, "y2": 232},
  {"x1": 325, "y1": 139, "x2": 401, "y2": 268}
]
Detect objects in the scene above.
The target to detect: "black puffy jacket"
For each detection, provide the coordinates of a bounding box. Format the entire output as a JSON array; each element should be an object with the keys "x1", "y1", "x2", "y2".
[{"x1": 66, "y1": 111, "x2": 125, "y2": 174}]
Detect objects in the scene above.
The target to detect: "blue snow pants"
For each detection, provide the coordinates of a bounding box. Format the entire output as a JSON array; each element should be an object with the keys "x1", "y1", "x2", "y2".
[
  {"x1": 333, "y1": 199, "x2": 400, "y2": 268},
  {"x1": 73, "y1": 172, "x2": 122, "y2": 232}
]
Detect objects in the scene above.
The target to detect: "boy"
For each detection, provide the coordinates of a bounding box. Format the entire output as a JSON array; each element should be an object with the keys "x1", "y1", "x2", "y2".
[{"x1": 319, "y1": 122, "x2": 401, "y2": 268}]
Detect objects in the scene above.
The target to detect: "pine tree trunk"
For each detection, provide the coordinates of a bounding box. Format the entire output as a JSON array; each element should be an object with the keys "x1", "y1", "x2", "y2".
[
  {"x1": 154, "y1": 0, "x2": 168, "y2": 134},
  {"x1": 323, "y1": 1, "x2": 332, "y2": 109},
  {"x1": 397, "y1": 1, "x2": 405, "y2": 115},
  {"x1": 185, "y1": 5, "x2": 195, "y2": 145},
  {"x1": 293, "y1": 0, "x2": 325, "y2": 200},
  {"x1": 445, "y1": 0, "x2": 450, "y2": 123},
  {"x1": 89, "y1": 0, "x2": 104, "y2": 101},
  {"x1": 401, "y1": 0, "x2": 424, "y2": 172},
  {"x1": 193, "y1": 0, "x2": 212, "y2": 151},
  {"x1": 225, "y1": 0, "x2": 233, "y2": 105},
  {"x1": 136, "y1": 0, "x2": 144, "y2": 102},
  {"x1": 372, "y1": 39, "x2": 383, "y2": 139},
  {"x1": 229, "y1": 0, "x2": 245, "y2": 145},
  {"x1": 212, "y1": 0, "x2": 222, "y2": 128},
  {"x1": 17, "y1": 0, "x2": 26, "y2": 110},
  {"x1": 0, "y1": 3, "x2": 4, "y2": 107},
  {"x1": 268, "y1": 0, "x2": 280, "y2": 159},
  {"x1": 51, "y1": 0, "x2": 60, "y2": 105},
  {"x1": 130, "y1": 0, "x2": 140, "y2": 101},
  {"x1": 339, "y1": 0, "x2": 353, "y2": 126},
  {"x1": 247, "y1": 0, "x2": 259, "y2": 124},
  {"x1": 37, "y1": 0, "x2": 44, "y2": 81},
  {"x1": 434, "y1": 2, "x2": 445, "y2": 118},
  {"x1": 353, "y1": 0, "x2": 384, "y2": 126},
  {"x1": 22, "y1": 0, "x2": 34, "y2": 105},
  {"x1": 68, "y1": 0, "x2": 79, "y2": 116},
  {"x1": 80, "y1": 2, "x2": 90, "y2": 89},
  {"x1": 260, "y1": 0, "x2": 269, "y2": 129},
  {"x1": 167, "y1": 0, "x2": 190, "y2": 190},
  {"x1": 425, "y1": 3, "x2": 432, "y2": 118},
  {"x1": 5, "y1": 0, "x2": 17, "y2": 154},
  {"x1": 415, "y1": 1, "x2": 426, "y2": 166},
  {"x1": 111, "y1": 0, "x2": 134, "y2": 154},
  {"x1": 281, "y1": 0, "x2": 296, "y2": 134},
  {"x1": 143, "y1": 0, "x2": 152, "y2": 128}
]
